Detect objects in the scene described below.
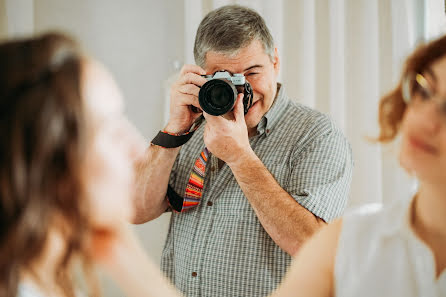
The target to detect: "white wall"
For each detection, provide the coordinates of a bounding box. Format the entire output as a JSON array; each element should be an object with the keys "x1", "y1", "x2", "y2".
[
  {"x1": 34, "y1": 0, "x2": 182, "y2": 138},
  {"x1": 2, "y1": 0, "x2": 34, "y2": 37},
  {"x1": 0, "y1": 0, "x2": 6, "y2": 38}
]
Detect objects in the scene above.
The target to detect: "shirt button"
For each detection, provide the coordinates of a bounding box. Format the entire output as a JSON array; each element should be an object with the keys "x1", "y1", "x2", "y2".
[
  {"x1": 207, "y1": 201, "x2": 213, "y2": 206},
  {"x1": 192, "y1": 272, "x2": 197, "y2": 277},
  {"x1": 210, "y1": 166, "x2": 216, "y2": 172},
  {"x1": 266, "y1": 129, "x2": 270, "y2": 133}
]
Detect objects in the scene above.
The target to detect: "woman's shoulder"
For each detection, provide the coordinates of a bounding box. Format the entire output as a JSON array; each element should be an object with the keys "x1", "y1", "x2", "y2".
[
  {"x1": 341, "y1": 197, "x2": 411, "y2": 241},
  {"x1": 342, "y1": 203, "x2": 385, "y2": 234},
  {"x1": 334, "y1": 197, "x2": 412, "y2": 278}
]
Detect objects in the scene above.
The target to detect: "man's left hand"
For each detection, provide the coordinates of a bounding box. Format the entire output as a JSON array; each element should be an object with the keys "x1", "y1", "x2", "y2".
[{"x1": 203, "y1": 94, "x2": 254, "y2": 167}]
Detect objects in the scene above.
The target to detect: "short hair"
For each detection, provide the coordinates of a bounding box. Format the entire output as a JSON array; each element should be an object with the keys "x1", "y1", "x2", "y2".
[
  {"x1": 377, "y1": 35, "x2": 446, "y2": 142},
  {"x1": 193, "y1": 5, "x2": 275, "y2": 68}
]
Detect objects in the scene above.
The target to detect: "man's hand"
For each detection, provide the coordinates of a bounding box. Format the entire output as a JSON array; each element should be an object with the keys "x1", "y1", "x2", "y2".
[
  {"x1": 165, "y1": 64, "x2": 208, "y2": 134},
  {"x1": 203, "y1": 94, "x2": 255, "y2": 166}
]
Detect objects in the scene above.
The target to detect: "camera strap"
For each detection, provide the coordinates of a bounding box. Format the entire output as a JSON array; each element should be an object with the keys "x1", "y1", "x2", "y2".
[
  {"x1": 150, "y1": 115, "x2": 208, "y2": 212},
  {"x1": 167, "y1": 147, "x2": 210, "y2": 212}
]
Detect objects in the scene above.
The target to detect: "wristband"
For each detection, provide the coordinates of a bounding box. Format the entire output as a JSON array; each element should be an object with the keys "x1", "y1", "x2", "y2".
[
  {"x1": 151, "y1": 130, "x2": 195, "y2": 148},
  {"x1": 151, "y1": 116, "x2": 204, "y2": 148}
]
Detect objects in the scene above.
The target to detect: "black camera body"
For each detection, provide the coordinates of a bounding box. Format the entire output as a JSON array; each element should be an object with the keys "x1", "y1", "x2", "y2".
[{"x1": 198, "y1": 71, "x2": 253, "y2": 116}]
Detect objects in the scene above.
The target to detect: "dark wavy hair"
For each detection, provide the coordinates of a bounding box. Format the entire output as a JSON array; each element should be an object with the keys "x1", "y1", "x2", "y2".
[
  {"x1": 378, "y1": 34, "x2": 446, "y2": 142},
  {"x1": 0, "y1": 33, "x2": 98, "y2": 297}
]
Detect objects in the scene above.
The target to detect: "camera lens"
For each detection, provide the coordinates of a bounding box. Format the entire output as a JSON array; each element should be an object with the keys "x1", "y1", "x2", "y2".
[
  {"x1": 209, "y1": 86, "x2": 232, "y2": 108},
  {"x1": 199, "y1": 79, "x2": 237, "y2": 116}
]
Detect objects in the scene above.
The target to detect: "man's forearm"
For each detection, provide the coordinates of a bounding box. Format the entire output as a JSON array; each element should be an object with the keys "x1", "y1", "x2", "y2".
[
  {"x1": 132, "y1": 144, "x2": 180, "y2": 224},
  {"x1": 229, "y1": 152, "x2": 325, "y2": 255}
]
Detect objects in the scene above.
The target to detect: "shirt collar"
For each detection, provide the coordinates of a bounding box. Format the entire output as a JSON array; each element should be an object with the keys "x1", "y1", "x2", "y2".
[{"x1": 256, "y1": 83, "x2": 288, "y2": 136}]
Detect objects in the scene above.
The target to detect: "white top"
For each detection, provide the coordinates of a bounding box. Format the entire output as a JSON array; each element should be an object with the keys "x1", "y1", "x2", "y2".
[
  {"x1": 335, "y1": 197, "x2": 446, "y2": 297},
  {"x1": 17, "y1": 281, "x2": 83, "y2": 297},
  {"x1": 17, "y1": 282, "x2": 45, "y2": 297}
]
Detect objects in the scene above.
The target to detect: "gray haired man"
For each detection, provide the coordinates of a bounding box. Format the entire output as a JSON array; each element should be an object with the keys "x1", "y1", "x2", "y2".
[{"x1": 133, "y1": 5, "x2": 353, "y2": 297}]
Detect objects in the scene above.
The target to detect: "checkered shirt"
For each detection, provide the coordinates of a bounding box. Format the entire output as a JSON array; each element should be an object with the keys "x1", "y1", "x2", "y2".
[{"x1": 161, "y1": 84, "x2": 353, "y2": 297}]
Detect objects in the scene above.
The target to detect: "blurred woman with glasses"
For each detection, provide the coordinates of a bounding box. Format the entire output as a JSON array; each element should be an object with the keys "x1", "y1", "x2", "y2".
[{"x1": 269, "y1": 34, "x2": 446, "y2": 297}]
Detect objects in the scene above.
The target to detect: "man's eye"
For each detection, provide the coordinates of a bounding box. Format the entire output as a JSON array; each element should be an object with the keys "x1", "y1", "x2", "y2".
[{"x1": 246, "y1": 73, "x2": 258, "y2": 76}]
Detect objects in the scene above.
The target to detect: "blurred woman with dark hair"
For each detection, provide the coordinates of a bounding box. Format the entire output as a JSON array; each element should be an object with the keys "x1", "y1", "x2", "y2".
[
  {"x1": 0, "y1": 33, "x2": 179, "y2": 297},
  {"x1": 269, "y1": 35, "x2": 446, "y2": 297}
]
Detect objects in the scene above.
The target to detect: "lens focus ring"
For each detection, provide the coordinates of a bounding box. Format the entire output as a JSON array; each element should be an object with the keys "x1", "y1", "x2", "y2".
[{"x1": 199, "y1": 79, "x2": 238, "y2": 116}]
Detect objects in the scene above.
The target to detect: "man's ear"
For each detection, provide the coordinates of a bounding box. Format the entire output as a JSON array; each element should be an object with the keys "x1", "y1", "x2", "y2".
[{"x1": 273, "y1": 47, "x2": 280, "y2": 75}]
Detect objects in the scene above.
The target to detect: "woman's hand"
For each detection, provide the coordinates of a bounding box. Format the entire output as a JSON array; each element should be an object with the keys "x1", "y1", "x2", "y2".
[{"x1": 87, "y1": 223, "x2": 182, "y2": 297}]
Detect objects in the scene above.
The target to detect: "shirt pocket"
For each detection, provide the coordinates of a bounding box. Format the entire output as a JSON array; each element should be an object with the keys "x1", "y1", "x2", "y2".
[
  {"x1": 217, "y1": 162, "x2": 290, "y2": 222},
  {"x1": 216, "y1": 186, "x2": 257, "y2": 222}
]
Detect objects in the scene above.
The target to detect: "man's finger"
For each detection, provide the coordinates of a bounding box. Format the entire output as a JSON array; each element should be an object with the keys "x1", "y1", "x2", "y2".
[
  {"x1": 203, "y1": 111, "x2": 226, "y2": 126},
  {"x1": 178, "y1": 72, "x2": 208, "y2": 87},
  {"x1": 175, "y1": 93, "x2": 201, "y2": 111},
  {"x1": 233, "y1": 93, "x2": 245, "y2": 123},
  {"x1": 178, "y1": 84, "x2": 201, "y2": 97}
]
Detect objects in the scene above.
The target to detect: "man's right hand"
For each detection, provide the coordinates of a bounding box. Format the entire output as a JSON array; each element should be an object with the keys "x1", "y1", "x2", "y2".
[
  {"x1": 164, "y1": 64, "x2": 208, "y2": 134},
  {"x1": 133, "y1": 65, "x2": 207, "y2": 224}
]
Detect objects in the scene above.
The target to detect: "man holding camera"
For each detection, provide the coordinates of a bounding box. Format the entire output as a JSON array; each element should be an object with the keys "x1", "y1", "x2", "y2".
[{"x1": 133, "y1": 5, "x2": 352, "y2": 297}]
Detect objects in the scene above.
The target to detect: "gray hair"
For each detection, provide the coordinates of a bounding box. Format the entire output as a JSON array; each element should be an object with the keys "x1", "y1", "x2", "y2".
[{"x1": 193, "y1": 5, "x2": 275, "y2": 68}]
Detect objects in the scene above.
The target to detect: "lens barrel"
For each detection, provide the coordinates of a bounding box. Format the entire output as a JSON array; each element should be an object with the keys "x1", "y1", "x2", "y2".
[{"x1": 198, "y1": 79, "x2": 238, "y2": 116}]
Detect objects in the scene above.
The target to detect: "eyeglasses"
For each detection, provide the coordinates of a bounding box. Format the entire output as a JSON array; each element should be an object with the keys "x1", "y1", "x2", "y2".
[{"x1": 402, "y1": 72, "x2": 446, "y2": 117}]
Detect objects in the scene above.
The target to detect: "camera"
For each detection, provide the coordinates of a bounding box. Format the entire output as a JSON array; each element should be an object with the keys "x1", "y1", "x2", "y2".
[{"x1": 198, "y1": 71, "x2": 253, "y2": 116}]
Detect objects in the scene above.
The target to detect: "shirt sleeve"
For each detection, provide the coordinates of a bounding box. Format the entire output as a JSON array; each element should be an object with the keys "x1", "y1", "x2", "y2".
[{"x1": 288, "y1": 124, "x2": 353, "y2": 222}]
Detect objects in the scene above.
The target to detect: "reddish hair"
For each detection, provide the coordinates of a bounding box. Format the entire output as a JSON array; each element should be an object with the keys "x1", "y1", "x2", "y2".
[{"x1": 378, "y1": 35, "x2": 446, "y2": 142}]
